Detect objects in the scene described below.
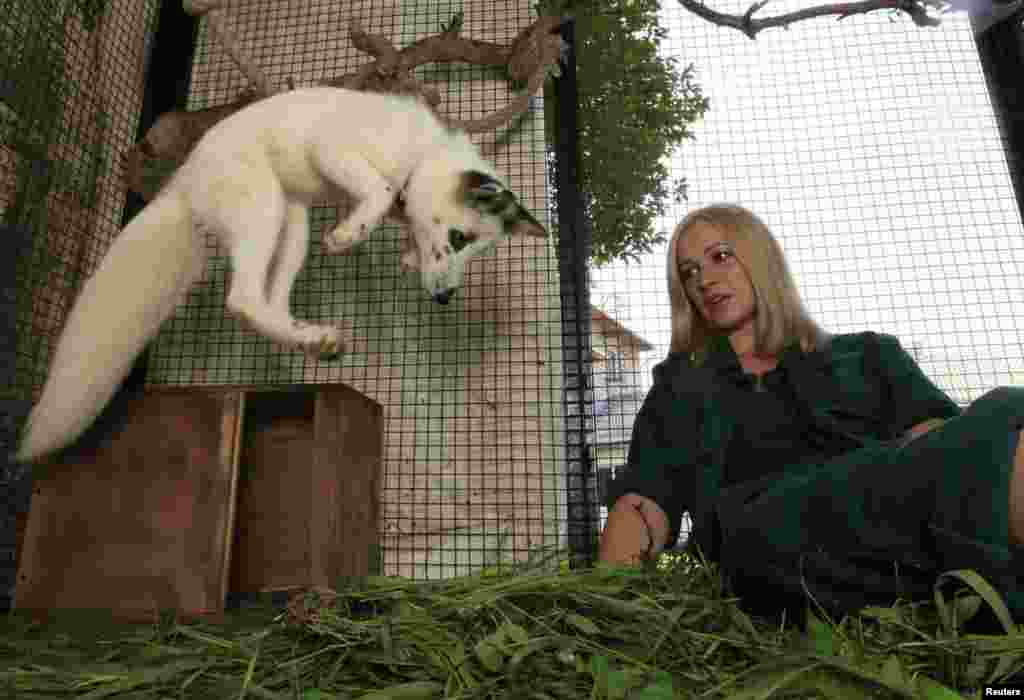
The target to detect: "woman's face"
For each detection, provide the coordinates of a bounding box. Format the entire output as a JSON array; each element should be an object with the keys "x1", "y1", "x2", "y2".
[{"x1": 676, "y1": 221, "x2": 757, "y2": 334}]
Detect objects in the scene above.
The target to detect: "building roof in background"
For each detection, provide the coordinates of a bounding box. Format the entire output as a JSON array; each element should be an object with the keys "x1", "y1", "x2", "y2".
[{"x1": 590, "y1": 305, "x2": 654, "y2": 352}]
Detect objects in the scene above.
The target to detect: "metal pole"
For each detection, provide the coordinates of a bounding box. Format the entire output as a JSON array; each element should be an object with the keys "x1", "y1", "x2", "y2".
[
  {"x1": 972, "y1": 6, "x2": 1024, "y2": 223},
  {"x1": 554, "y1": 18, "x2": 598, "y2": 567}
]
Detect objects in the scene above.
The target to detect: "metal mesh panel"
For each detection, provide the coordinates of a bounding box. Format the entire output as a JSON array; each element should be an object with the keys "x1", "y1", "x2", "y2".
[
  {"x1": 592, "y1": 4, "x2": 1024, "y2": 546},
  {"x1": 3, "y1": 0, "x2": 161, "y2": 598},
  {"x1": 7, "y1": 0, "x2": 1018, "y2": 592},
  {"x1": 143, "y1": 1, "x2": 570, "y2": 579}
]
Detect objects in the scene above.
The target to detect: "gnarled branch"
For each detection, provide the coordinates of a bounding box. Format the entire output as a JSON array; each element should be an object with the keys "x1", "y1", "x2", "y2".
[
  {"x1": 182, "y1": 1, "x2": 277, "y2": 95},
  {"x1": 122, "y1": 10, "x2": 569, "y2": 201}
]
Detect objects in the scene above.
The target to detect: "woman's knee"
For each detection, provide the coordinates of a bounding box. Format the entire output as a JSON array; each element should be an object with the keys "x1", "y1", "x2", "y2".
[{"x1": 967, "y1": 386, "x2": 1024, "y2": 423}]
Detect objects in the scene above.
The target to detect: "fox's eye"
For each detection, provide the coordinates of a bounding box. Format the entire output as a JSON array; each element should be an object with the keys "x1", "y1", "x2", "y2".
[{"x1": 448, "y1": 228, "x2": 476, "y2": 252}]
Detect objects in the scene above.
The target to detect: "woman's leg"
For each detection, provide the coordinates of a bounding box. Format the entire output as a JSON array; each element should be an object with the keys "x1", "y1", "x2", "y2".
[
  {"x1": 1009, "y1": 428, "x2": 1024, "y2": 546},
  {"x1": 717, "y1": 387, "x2": 1024, "y2": 618}
]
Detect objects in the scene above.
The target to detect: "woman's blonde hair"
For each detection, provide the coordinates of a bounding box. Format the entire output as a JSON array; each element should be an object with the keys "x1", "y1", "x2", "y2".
[{"x1": 666, "y1": 203, "x2": 828, "y2": 362}]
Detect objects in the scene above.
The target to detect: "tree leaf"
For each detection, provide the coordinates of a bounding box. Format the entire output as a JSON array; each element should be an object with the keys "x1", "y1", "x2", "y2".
[
  {"x1": 303, "y1": 691, "x2": 335, "y2": 700},
  {"x1": 881, "y1": 656, "x2": 909, "y2": 689},
  {"x1": 356, "y1": 681, "x2": 443, "y2": 700},
  {"x1": 502, "y1": 622, "x2": 530, "y2": 646},
  {"x1": 721, "y1": 663, "x2": 824, "y2": 700},
  {"x1": 566, "y1": 612, "x2": 601, "y2": 636},
  {"x1": 632, "y1": 671, "x2": 674, "y2": 700},
  {"x1": 915, "y1": 674, "x2": 971, "y2": 700},
  {"x1": 590, "y1": 653, "x2": 610, "y2": 699},
  {"x1": 475, "y1": 639, "x2": 504, "y2": 673},
  {"x1": 806, "y1": 612, "x2": 837, "y2": 657}
]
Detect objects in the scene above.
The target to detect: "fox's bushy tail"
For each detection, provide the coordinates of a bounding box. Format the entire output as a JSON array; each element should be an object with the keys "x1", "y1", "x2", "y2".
[{"x1": 15, "y1": 189, "x2": 207, "y2": 463}]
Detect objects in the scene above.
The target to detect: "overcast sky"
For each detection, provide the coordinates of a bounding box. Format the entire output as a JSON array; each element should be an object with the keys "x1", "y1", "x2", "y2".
[{"x1": 589, "y1": 1, "x2": 1024, "y2": 404}]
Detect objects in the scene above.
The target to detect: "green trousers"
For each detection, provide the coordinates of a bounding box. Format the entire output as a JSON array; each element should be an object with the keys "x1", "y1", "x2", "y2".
[{"x1": 716, "y1": 387, "x2": 1024, "y2": 620}]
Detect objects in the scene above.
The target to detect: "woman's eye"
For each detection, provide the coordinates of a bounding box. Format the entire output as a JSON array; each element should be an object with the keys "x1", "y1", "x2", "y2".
[
  {"x1": 711, "y1": 249, "x2": 733, "y2": 263},
  {"x1": 680, "y1": 265, "x2": 699, "y2": 282}
]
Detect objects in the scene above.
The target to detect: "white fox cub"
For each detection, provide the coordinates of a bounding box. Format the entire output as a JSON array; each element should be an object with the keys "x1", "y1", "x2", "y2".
[{"x1": 15, "y1": 86, "x2": 547, "y2": 464}]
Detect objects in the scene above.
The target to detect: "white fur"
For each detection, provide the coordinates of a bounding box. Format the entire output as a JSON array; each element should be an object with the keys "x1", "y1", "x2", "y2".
[{"x1": 15, "y1": 87, "x2": 544, "y2": 464}]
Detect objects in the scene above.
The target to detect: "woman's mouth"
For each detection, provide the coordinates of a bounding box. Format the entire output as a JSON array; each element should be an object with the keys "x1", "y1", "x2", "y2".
[{"x1": 704, "y1": 293, "x2": 730, "y2": 310}]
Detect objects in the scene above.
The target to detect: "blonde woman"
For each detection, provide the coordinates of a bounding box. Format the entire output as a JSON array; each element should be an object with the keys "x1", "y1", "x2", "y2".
[{"x1": 601, "y1": 203, "x2": 1024, "y2": 622}]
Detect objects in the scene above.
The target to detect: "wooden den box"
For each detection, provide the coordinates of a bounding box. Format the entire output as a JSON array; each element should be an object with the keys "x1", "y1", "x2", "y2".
[
  {"x1": 230, "y1": 386, "x2": 383, "y2": 595},
  {"x1": 13, "y1": 383, "x2": 383, "y2": 622}
]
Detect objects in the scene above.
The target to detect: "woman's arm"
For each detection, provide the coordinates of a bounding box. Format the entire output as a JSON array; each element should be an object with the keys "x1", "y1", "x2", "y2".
[
  {"x1": 874, "y1": 333, "x2": 961, "y2": 438},
  {"x1": 600, "y1": 360, "x2": 697, "y2": 566}
]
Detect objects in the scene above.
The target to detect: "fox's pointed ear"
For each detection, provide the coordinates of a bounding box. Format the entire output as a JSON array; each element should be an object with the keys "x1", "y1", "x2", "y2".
[
  {"x1": 460, "y1": 171, "x2": 547, "y2": 237},
  {"x1": 509, "y1": 204, "x2": 548, "y2": 238},
  {"x1": 461, "y1": 170, "x2": 504, "y2": 202}
]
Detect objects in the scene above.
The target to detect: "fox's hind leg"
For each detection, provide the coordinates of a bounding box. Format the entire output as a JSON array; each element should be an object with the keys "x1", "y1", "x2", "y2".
[
  {"x1": 266, "y1": 202, "x2": 309, "y2": 314},
  {"x1": 312, "y1": 149, "x2": 397, "y2": 254},
  {"x1": 212, "y1": 184, "x2": 348, "y2": 360}
]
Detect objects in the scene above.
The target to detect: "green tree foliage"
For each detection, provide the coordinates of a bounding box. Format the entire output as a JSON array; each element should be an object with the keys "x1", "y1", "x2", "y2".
[{"x1": 541, "y1": 0, "x2": 710, "y2": 265}]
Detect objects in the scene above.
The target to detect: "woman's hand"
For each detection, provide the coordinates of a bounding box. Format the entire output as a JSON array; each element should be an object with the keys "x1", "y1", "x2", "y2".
[{"x1": 599, "y1": 493, "x2": 671, "y2": 566}]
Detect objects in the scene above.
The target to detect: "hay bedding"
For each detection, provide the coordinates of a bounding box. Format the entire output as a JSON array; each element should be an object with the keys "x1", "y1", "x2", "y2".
[{"x1": 1, "y1": 554, "x2": 1022, "y2": 699}]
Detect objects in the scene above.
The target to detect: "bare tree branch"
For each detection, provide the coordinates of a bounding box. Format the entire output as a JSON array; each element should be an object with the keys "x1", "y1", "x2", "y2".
[{"x1": 676, "y1": 0, "x2": 943, "y2": 39}]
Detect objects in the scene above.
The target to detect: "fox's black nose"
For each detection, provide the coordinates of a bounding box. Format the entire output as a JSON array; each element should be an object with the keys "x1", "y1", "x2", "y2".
[{"x1": 432, "y1": 289, "x2": 455, "y2": 305}]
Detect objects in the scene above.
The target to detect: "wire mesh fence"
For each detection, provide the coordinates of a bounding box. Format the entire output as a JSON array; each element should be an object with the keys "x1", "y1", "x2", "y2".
[
  {"x1": 143, "y1": 0, "x2": 572, "y2": 580},
  {"x1": 3, "y1": 0, "x2": 161, "y2": 604},
  {"x1": 2, "y1": 0, "x2": 1022, "y2": 602},
  {"x1": 591, "y1": 2, "x2": 1024, "y2": 546}
]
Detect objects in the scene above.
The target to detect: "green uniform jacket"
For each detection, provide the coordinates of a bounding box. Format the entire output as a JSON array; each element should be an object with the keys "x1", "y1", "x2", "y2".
[{"x1": 608, "y1": 331, "x2": 962, "y2": 563}]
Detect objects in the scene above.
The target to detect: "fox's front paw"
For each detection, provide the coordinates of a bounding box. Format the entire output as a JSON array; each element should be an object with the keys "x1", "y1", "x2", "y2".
[
  {"x1": 286, "y1": 321, "x2": 344, "y2": 360},
  {"x1": 324, "y1": 223, "x2": 365, "y2": 255},
  {"x1": 307, "y1": 328, "x2": 346, "y2": 361},
  {"x1": 315, "y1": 336, "x2": 344, "y2": 361}
]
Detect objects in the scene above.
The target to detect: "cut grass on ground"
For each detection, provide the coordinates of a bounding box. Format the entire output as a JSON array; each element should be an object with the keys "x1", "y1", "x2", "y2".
[{"x1": 2, "y1": 552, "x2": 1022, "y2": 699}]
